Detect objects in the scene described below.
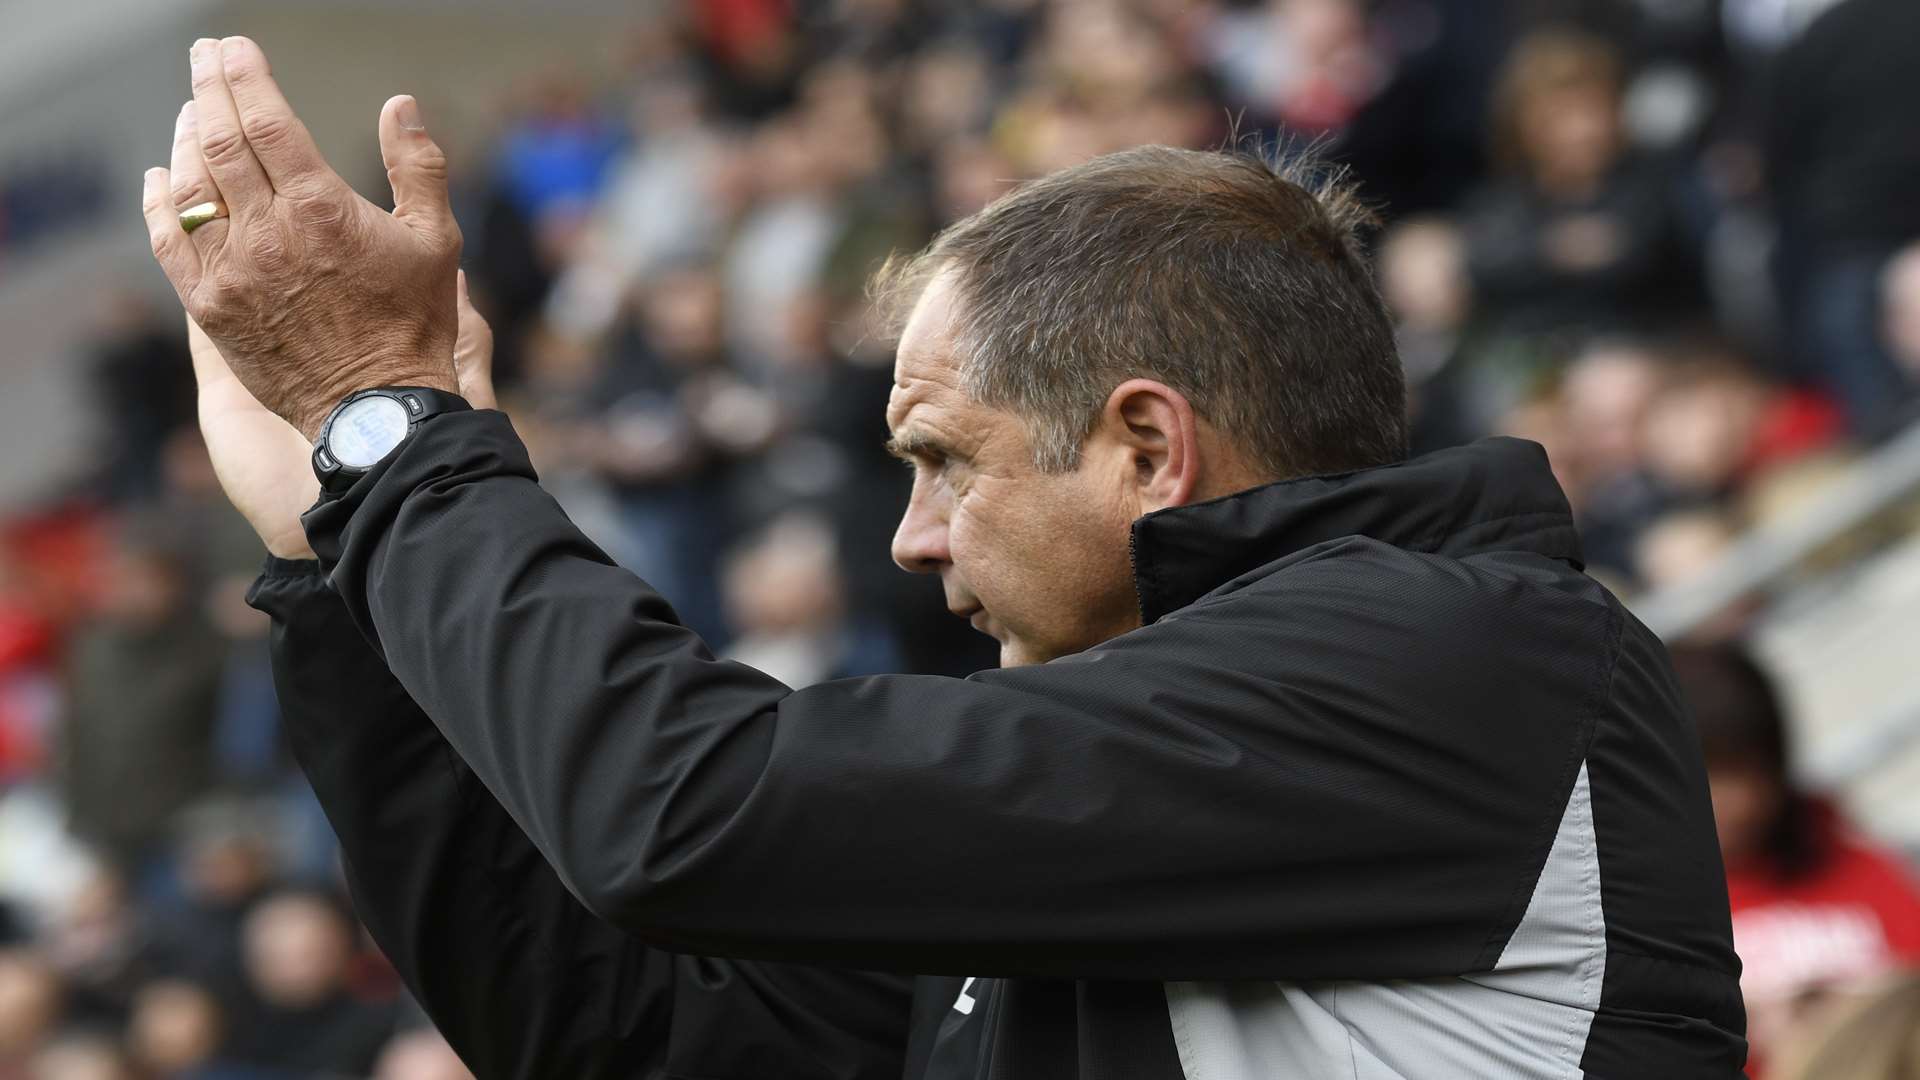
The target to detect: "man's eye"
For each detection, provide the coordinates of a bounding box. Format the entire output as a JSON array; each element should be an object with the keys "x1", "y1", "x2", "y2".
[{"x1": 901, "y1": 456, "x2": 943, "y2": 485}]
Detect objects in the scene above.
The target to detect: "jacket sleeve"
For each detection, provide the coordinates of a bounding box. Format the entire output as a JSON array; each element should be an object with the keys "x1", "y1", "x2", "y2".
[
  {"x1": 247, "y1": 557, "x2": 910, "y2": 1079},
  {"x1": 303, "y1": 410, "x2": 1603, "y2": 982}
]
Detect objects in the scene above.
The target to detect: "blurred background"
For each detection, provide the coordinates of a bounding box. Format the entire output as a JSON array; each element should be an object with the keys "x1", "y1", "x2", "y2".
[{"x1": 1, "y1": 0, "x2": 1918, "y2": 1076}]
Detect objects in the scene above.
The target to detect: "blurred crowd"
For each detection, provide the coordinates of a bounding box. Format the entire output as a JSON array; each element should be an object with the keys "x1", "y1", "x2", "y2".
[{"x1": 0, "y1": 0, "x2": 1918, "y2": 1075}]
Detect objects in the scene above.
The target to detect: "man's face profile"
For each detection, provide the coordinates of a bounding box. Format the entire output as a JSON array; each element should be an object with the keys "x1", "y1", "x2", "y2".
[{"x1": 885, "y1": 274, "x2": 1145, "y2": 668}]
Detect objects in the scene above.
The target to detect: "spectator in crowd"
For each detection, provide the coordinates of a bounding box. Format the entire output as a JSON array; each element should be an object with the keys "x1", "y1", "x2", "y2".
[
  {"x1": 720, "y1": 511, "x2": 899, "y2": 687},
  {"x1": 41, "y1": 870, "x2": 153, "y2": 1032},
  {"x1": 224, "y1": 891, "x2": 394, "y2": 1077},
  {"x1": 86, "y1": 294, "x2": 196, "y2": 505},
  {"x1": 54, "y1": 524, "x2": 224, "y2": 880},
  {"x1": 126, "y1": 980, "x2": 231, "y2": 1079},
  {"x1": 1205, "y1": 0, "x2": 1390, "y2": 139},
  {"x1": 544, "y1": 74, "x2": 742, "y2": 343},
  {"x1": 1555, "y1": 339, "x2": 1669, "y2": 576},
  {"x1": 1671, "y1": 644, "x2": 1920, "y2": 1076},
  {"x1": 1488, "y1": 330, "x2": 1843, "y2": 594},
  {"x1": 0, "y1": 954, "x2": 62, "y2": 1074},
  {"x1": 1379, "y1": 216, "x2": 1478, "y2": 451},
  {"x1": 1766, "y1": 0, "x2": 1920, "y2": 437},
  {"x1": 1629, "y1": 345, "x2": 1842, "y2": 589},
  {"x1": 1462, "y1": 28, "x2": 1700, "y2": 392},
  {"x1": 493, "y1": 74, "x2": 625, "y2": 250},
  {"x1": 569, "y1": 262, "x2": 772, "y2": 644},
  {"x1": 146, "y1": 809, "x2": 276, "y2": 1001}
]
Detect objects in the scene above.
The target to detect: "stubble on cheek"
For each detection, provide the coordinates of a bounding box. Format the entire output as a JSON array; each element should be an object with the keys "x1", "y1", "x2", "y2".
[{"x1": 959, "y1": 487, "x2": 1139, "y2": 667}]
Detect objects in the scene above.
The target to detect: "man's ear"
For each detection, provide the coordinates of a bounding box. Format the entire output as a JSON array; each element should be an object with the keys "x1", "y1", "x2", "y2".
[{"x1": 1100, "y1": 378, "x2": 1200, "y2": 513}]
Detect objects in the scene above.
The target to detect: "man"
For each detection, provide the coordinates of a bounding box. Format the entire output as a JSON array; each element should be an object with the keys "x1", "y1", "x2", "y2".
[
  {"x1": 141, "y1": 37, "x2": 1746, "y2": 1077},
  {"x1": 1766, "y1": 0, "x2": 1920, "y2": 437}
]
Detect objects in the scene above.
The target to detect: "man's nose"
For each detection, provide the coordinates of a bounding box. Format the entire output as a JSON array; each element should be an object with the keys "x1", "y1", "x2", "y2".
[{"x1": 891, "y1": 490, "x2": 951, "y2": 574}]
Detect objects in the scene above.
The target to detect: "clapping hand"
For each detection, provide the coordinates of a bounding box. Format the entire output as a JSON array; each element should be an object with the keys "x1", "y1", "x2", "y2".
[{"x1": 142, "y1": 36, "x2": 462, "y2": 441}]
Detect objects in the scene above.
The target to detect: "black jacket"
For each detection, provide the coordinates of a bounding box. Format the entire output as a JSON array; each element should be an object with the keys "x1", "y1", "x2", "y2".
[
  {"x1": 251, "y1": 411, "x2": 1746, "y2": 1078},
  {"x1": 1767, "y1": 0, "x2": 1920, "y2": 253}
]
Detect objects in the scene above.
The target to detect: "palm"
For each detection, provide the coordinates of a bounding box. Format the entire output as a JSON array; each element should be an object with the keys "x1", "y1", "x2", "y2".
[{"x1": 189, "y1": 317, "x2": 317, "y2": 559}]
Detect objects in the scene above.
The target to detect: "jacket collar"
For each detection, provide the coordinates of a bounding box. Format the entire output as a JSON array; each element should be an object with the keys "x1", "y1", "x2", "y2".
[{"x1": 1129, "y1": 437, "x2": 1583, "y2": 624}]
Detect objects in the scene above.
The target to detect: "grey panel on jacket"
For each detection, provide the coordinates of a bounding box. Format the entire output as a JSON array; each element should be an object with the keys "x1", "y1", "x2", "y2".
[{"x1": 1163, "y1": 762, "x2": 1604, "y2": 1079}]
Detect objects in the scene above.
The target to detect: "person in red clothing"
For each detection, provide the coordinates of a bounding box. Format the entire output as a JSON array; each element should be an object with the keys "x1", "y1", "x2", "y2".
[{"x1": 1671, "y1": 644, "x2": 1920, "y2": 1076}]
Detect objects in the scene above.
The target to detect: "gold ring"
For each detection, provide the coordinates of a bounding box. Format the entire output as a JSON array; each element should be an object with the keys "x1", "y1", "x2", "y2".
[{"x1": 178, "y1": 200, "x2": 228, "y2": 234}]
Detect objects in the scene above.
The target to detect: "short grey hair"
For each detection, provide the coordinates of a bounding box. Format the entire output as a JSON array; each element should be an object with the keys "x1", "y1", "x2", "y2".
[{"x1": 871, "y1": 145, "x2": 1408, "y2": 478}]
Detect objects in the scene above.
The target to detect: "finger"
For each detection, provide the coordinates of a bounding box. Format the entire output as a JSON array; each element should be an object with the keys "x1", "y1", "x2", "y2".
[
  {"x1": 217, "y1": 36, "x2": 332, "y2": 193},
  {"x1": 170, "y1": 101, "x2": 229, "y2": 249},
  {"x1": 189, "y1": 37, "x2": 272, "y2": 214},
  {"x1": 143, "y1": 167, "x2": 203, "y2": 300},
  {"x1": 379, "y1": 95, "x2": 461, "y2": 252}
]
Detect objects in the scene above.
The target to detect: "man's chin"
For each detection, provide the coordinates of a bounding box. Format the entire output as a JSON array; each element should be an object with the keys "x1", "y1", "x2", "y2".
[
  {"x1": 972, "y1": 617, "x2": 1066, "y2": 668},
  {"x1": 969, "y1": 612, "x2": 1026, "y2": 667},
  {"x1": 996, "y1": 639, "x2": 1051, "y2": 669},
  {"x1": 998, "y1": 629, "x2": 1120, "y2": 668}
]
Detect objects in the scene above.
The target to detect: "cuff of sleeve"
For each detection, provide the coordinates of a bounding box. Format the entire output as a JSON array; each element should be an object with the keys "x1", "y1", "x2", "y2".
[
  {"x1": 262, "y1": 555, "x2": 324, "y2": 579},
  {"x1": 297, "y1": 409, "x2": 536, "y2": 646},
  {"x1": 246, "y1": 554, "x2": 332, "y2": 619},
  {"x1": 301, "y1": 408, "x2": 530, "y2": 573}
]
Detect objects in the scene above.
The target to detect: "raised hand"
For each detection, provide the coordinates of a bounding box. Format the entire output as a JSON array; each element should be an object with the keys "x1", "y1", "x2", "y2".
[{"x1": 141, "y1": 36, "x2": 462, "y2": 441}]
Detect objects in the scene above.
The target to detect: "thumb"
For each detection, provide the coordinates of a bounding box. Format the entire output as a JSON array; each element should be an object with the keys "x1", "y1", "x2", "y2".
[{"x1": 379, "y1": 95, "x2": 459, "y2": 249}]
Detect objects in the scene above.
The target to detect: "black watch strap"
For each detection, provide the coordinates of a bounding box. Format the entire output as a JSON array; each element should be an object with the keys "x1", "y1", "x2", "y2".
[{"x1": 312, "y1": 386, "x2": 472, "y2": 495}]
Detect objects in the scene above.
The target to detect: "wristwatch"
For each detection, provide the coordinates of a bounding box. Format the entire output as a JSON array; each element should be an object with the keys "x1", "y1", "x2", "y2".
[{"x1": 311, "y1": 386, "x2": 470, "y2": 494}]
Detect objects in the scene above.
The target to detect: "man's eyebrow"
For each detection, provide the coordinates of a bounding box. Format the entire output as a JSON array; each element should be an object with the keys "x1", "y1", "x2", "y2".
[{"x1": 884, "y1": 430, "x2": 943, "y2": 460}]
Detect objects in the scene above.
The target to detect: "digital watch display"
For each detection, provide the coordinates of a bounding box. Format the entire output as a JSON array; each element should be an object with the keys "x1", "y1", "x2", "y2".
[{"x1": 312, "y1": 386, "x2": 471, "y2": 494}]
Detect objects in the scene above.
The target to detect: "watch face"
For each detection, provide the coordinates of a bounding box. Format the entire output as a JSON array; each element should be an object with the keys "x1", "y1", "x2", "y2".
[{"x1": 327, "y1": 396, "x2": 411, "y2": 468}]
